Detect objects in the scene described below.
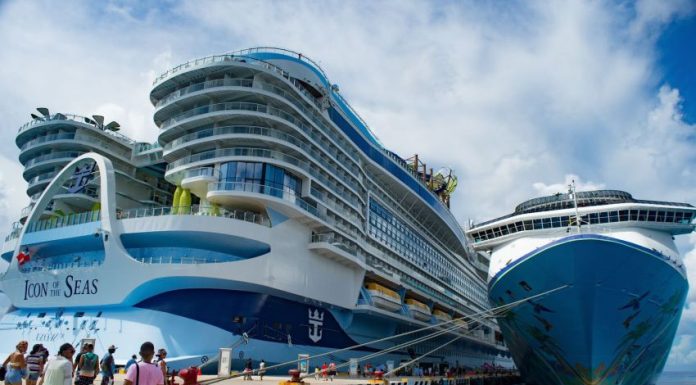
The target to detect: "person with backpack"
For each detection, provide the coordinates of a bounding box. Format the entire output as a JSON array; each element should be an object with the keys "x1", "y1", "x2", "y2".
[
  {"x1": 76, "y1": 344, "x2": 98, "y2": 385},
  {"x1": 99, "y1": 346, "x2": 116, "y2": 385},
  {"x1": 123, "y1": 343, "x2": 163, "y2": 385}
]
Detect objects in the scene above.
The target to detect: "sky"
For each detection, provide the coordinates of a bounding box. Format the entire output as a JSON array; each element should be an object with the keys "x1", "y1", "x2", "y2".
[{"x1": 0, "y1": 0, "x2": 695, "y2": 369}]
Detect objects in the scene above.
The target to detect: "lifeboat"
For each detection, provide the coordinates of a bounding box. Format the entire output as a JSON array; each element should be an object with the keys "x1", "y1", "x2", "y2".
[
  {"x1": 453, "y1": 318, "x2": 469, "y2": 332},
  {"x1": 406, "y1": 298, "x2": 432, "y2": 321},
  {"x1": 365, "y1": 283, "x2": 402, "y2": 312},
  {"x1": 433, "y1": 309, "x2": 452, "y2": 323}
]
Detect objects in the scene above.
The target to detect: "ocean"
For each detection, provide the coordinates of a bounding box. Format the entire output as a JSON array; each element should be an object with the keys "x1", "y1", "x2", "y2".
[{"x1": 658, "y1": 371, "x2": 696, "y2": 385}]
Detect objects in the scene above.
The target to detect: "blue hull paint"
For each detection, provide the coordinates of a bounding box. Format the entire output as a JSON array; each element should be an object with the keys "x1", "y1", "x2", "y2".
[{"x1": 489, "y1": 234, "x2": 688, "y2": 385}]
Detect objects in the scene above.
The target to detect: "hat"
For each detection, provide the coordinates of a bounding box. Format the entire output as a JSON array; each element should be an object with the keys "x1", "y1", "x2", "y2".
[{"x1": 108, "y1": 345, "x2": 117, "y2": 350}]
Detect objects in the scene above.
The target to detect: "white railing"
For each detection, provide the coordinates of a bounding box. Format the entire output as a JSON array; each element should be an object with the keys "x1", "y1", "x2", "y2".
[{"x1": 118, "y1": 204, "x2": 271, "y2": 227}]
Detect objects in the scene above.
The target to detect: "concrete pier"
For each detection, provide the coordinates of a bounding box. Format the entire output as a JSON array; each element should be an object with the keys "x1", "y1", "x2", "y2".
[{"x1": 106, "y1": 373, "x2": 522, "y2": 385}]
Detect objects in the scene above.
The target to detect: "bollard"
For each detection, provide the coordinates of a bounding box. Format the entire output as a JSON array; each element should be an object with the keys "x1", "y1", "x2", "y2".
[
  {"x1": 178, "y1": 367, "x2": 199, "y2": 385},
  {"x1": 367, "y1": 370, "x2": 387, "y2": 385},
  {"x1": 279, "y1": 369, "x2": 304, "y2": 385}
]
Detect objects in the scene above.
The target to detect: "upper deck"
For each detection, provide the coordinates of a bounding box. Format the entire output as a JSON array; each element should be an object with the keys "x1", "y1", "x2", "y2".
[{"x1": 467, "y1": 190, "x2": 696, "y2": 248}]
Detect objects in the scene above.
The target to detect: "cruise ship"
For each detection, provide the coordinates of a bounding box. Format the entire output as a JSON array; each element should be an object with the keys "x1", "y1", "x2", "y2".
[
  {"x1": 466, "y1": 188, "x2": 695, "y2": 385},
  {"x1": 0, "y1": 48, "x2": 508, "y2": 371}
]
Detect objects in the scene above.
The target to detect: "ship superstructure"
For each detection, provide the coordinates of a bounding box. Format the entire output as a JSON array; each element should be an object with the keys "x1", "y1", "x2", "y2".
[
  {"x1": 467, "y1": 189, "x2": 695, "y2": 385},
  {"x1": 0, "y1": 48, "x2": 506, "y2": 370}
]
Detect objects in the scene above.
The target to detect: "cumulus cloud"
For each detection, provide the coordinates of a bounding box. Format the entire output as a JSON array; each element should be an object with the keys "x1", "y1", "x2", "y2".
[{"x1": 0, "y1": 0, "x2": 695, "y2": 369}]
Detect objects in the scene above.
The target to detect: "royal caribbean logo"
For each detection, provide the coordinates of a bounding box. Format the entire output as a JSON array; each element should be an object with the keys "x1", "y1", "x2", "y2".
[
  {"x1": 68, "y1": 162, "x2": 97, "y2": 194},
  {"x1": 308, "y1": 308, "x2": 324, "y2": 343}
]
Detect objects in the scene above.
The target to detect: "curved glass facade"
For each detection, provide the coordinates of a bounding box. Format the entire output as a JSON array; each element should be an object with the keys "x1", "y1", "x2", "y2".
[{"x1": 219, "y1": 161, "x2": 301, "y2": 197}]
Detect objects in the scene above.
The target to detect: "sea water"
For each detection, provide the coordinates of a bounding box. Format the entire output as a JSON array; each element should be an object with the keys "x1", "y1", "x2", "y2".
[{"x1": 657, "y1": 371, "x2": 696, "y2": 385}]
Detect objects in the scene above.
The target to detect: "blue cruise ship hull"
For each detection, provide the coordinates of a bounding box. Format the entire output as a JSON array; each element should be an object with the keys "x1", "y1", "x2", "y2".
[{"x1": 489, "y1": 234, "x2": 687, "y2": 385}]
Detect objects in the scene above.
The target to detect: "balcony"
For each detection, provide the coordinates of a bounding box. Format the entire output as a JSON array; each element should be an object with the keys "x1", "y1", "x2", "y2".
[{"x1": 180, "y1": 167, "x2": 218, "y2": 198}]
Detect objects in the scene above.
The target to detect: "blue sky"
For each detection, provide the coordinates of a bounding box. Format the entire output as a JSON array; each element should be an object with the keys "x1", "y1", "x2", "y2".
[{"x1": 0, "y1": 0, "x2": 695, "y2": 369}]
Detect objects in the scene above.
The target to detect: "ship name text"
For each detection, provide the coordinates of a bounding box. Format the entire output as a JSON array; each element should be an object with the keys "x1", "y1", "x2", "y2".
[{"x1": 23, "y1": 275, "x2": 99, "y2": 300}]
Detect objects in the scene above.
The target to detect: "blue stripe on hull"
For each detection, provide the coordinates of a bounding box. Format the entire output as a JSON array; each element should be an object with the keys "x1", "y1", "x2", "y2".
[{"x1": 489, "y1": 234, "x2": 687, "y2": 385}]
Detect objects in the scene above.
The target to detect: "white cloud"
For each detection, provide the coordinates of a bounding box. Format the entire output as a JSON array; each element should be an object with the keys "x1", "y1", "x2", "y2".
[{"x1": 532, "y1": 174, "x2": 606, "y2": 197}]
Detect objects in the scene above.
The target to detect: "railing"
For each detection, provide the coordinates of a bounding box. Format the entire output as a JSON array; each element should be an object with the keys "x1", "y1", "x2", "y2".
[
  {"x1": 133, "y1": 142, "x2": 162, "y2": 154},
  {"x1": 20, "y1": 133, "x2": 76, "y2": 151},
  {"x1": 208, "y1": 181, "x2": 322, "y2": 219},
  {"x1": 118, "y1": 204, "x2": 270, "y2": 227},
  {"x1": 165, "y1": 125, "x2": 362, "y2": 193},
  {"x1": 166, "y1": 146, "x2": 308, "y2": 172},
  {"x1": 28, "y1": 171, "x2": 59, "y2": 188},
  {"x1": 20, "y1": 259, "x2": 103, "y2": 273},
  {"x1": 183, "y1": 166, "x2": 218, "y2": 179},
  {"x1": 168, "y1": 146, "x2": 362, "y2": 209},
  {"x1": 310, "y1": 232, "x2": 359, "y2": 256},
  {"x1": 17, "y1": 113, "x2": 136, "y2": 144},
  {"x1": 156, "y1": 78, "x2": 254, "y2": 108},
  {"x1": 133, "y1": 255, "x2": 231, "y2": 264},
  {"x1": 24, "y1": 211, "x2": 101, "y2": 233},
  {"x1": 24, "y1": 151, "x2": 81, "y2": 168}
]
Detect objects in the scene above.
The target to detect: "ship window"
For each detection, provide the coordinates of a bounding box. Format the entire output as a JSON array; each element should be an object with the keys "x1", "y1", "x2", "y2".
[
  {"x1": 37, "y1": 312, "x2": 46, "y2": 318},
  {"x1": 75, "y1": 312, "x2": 84, "y2": 318},
  {"x1": 516, "y1": 222, "x2": 524, "y2": 231},
  {"x1": 638, "y1": 210, "x2": 647, "y2": 221},
  {"x1": 542, "y1": 217, "x2": 552, "y2": 228},
  {"x1": 619, "y1": 210, "x2": 629, "y2": 221},
  {"x1": 647, "y1": 211, "x2": 656, "y2": 221},
  {"x1": 551, "y1": 217, "x2": 561, "y2": 228},
  {"x1": 675, "y1": 212, "x2": 683, "y2": 223},
  {"x1": 609, "y1": 211, "x2": 619, "y2": 222},
  {"x1": 656, "y1": 211, "x2": 665, "y2": 222},
  {"x1": 96, "y1": 311, "x2": 102, "y2": 318},
  {"x1": 599, "y1": 212, "x2": 608, "y2": 223},
  {"x1": 533, "y1": 219, "x2": 542, "y2": 229},
  {"x1": 683, "y1": 212, "x2": 693, "y2": 223},
  {"x1": 630, "y1": 210, "x2": 638, "y2": 221},
  {"x1": 665, "y1": 212, "x2": 674, "y2": 222}
]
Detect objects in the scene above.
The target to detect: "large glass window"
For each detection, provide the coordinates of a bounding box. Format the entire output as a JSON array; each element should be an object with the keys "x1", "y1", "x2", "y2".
[{"x1": 219, "y1": 161, "x2": 301, "y2": 197}]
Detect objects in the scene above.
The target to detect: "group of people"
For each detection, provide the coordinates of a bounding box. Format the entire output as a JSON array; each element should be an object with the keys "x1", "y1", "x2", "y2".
[
  {"x1": 313, "y1": 362, "x2": 336, "y2": 381},
  {"x1": 241, "y1": 358, "x2": 265, "y2": 381},
  {"x1": 2, "y1": 341, "x2": 170, "y2": 385}
]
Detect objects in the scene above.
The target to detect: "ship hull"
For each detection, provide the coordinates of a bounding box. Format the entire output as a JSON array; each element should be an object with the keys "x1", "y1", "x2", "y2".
[
  {"x1": 489, "y1": 234, "x2": 687, "y2": 385},
  {"x1": 0, "y1": 287, "x2": 502, "y2": 371}
]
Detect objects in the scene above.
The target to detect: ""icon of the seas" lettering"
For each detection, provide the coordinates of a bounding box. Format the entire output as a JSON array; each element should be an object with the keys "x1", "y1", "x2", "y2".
[{"x1": 23, "y1": 275, "x2": 98, "y2": 300}]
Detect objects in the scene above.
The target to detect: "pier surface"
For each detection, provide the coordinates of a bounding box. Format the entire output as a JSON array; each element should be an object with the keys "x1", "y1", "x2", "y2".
[{"x1": 106, "y1": 373, "x2": 521, "y2": 385}]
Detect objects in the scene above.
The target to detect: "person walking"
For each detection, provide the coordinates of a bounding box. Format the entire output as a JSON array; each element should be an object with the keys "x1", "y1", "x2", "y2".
[
  {"x1": 243, "y1": 359, "x2": 252, "y2": 381},
  {"x1": 72, "y1": 346, "x2": 88, "y2": 378},
  {"x1": 125, "y1": 356, "x2": 137, "y2": 372},
  {"x1": 76, "y1": 344, "x2": 98, "y2": 385},
  {"x1": 257, "y1": 360, "x2": 265, "y2": 381},
  {"x1": 39, "y1": 343, "x2": 75, "y2": 385},
  {"x1": 26, "y1": 344, "x2": 46, "y2": 385},
  {"x1": 99, "y1": 346, "x2": 116, "y2": 385},
  {"x1": 320, "y1": 363, "x2": 327, "y2": 381},
  {"x1": 2, "y1": 340, "x2": 28, "y2": 385},
  {"x1": 155, "y1": 350, "x2": 168, "y2": 385},
  {"x1": 328, "y1": 363, "x2": 336, "y2": 382},
  {"x1": 123, "y1": 342, "x2": 163, "y2": 385}
]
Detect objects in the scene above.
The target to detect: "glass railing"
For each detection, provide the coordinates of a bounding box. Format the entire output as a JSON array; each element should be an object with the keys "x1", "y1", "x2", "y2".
[
  {"x1": 25, "y1": 151, "x2": 81, "y2": 168},
  {"x1": 156, "y1": 78, "x2": 254, "y2": 108},
  {"x1": 166, "y1": 125, "x2": 362, "y2": 192},
  {"x1": 167, "y1": 146, "x2": 309, "y2": 172},
  {"x1": 310, "y1": 232, "x2": 359, "y2": 256},
  {"x1": 17, "y1": 114, "x2": 136, "y2": 144},
  {"x1": 118, "y1": 204, "x2": 270, "y2": 227},
  {"x1": 168, "y1": 146, "x2": 363, "y2": 209},
  {"x1": 183, "y1": 166, "x2": 218, "y2": 179},
  {"x1": 20, "y1": 133, "x2": 76, "y2": 151},
  {"x1": 208, "y1": 181, "x2": 322, "y2": 219},
  {"x1": 20, "y1": 259, "x2": 103, "y2": 273},
  {"x1": 24, "y1": 211, "x2": 101, "y2": 233},
  {"x1": 134, "y1": 256, "x2": 213, "y2": 264},
  {"x1": 28, "y1": 171, "x2": 59, "y2": 187}
]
